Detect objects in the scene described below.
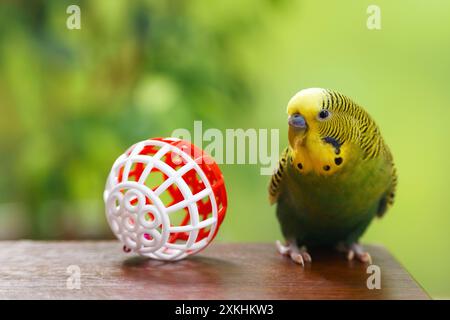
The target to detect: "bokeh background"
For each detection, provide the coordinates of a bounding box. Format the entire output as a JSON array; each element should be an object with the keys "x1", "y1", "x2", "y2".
[{"x1": 0, "y1": 0, "x2": 449, "y2": 298}]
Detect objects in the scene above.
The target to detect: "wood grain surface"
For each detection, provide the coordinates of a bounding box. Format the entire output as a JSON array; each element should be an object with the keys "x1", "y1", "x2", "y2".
[{"x1": 0, "y1": 241, "x2": 429, "y2": 300}]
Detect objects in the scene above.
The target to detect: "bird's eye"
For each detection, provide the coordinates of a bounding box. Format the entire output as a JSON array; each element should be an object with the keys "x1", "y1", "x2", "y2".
[{"x1": 318, "y1": 110, "x2": 330, "y2": 120}]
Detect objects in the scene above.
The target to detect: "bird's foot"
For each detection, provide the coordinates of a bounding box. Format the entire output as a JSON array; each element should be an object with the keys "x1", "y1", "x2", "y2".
[
  {"x1": 276, "y1": 240, "x2": 311, "y2": 266},
  {"x1": 341, "y1": 243, "x2": 372, "y2": 264}
]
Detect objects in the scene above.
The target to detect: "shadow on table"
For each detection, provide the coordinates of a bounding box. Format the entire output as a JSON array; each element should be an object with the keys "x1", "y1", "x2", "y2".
[
  {"x1": 118, "y1": 245, "x2": 385, "y2": 299},
  {"x1": 291, "y1": 246, "x2": 385, "y2": 298},
  {"x1": 121, "y1": 255, "x2": 239, "y2": 287}
]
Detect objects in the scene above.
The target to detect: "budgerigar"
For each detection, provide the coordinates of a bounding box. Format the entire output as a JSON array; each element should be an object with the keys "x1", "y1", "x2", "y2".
[{"x1": 269, "y1": 88, "x2": 397, "y2": 265}]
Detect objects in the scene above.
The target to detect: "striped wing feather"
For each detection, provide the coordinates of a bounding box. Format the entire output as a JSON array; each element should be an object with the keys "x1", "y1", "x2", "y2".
[{"x1": 269, "y1": 147, "x2": 289, "y2": 205}]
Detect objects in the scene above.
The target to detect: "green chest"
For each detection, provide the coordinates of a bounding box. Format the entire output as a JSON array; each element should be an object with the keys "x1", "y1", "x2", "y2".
[{"x1": 281, "y1": 155, "x2": 391, "y2": 234}]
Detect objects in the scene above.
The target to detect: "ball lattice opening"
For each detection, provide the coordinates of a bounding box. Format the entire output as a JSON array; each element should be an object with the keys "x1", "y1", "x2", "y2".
[{"x1": 104, "y1": 138, "x2": 227, "y2": 261}]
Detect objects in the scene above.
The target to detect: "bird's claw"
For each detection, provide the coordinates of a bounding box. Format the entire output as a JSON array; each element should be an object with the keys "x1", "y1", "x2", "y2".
[
  {"x1": 276, "y1": 240, "x2": 290, "y2": 255},
  {"x1": 346, "y1": 243, "x2": 372, "y2": 264},
  {"x1": 276, "y1": 240, "x2": 311, "y2": 266}
]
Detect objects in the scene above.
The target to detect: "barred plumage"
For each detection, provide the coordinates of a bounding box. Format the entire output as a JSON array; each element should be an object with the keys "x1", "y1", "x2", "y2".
[
  {"x1": 320, "y1": 89, "x2": 385, "y2": 160},
  {"x1": 269, "y1": 147, "x2": 288, "y2": 204}
]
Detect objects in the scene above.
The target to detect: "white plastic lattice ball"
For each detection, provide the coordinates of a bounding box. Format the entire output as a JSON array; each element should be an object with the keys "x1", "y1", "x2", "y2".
[{"x1": 104, "y1": 137, "x2": 227, "y2": 261}]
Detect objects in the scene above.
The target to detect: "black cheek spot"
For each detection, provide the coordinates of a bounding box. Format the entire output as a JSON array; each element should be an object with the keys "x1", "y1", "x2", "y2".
[
  {"x1": 297, "y1": 163, "x2": 303, "y2": 170},
  {"x1": 323, "y1": 165, "x2": 330, "y2": 171},
  {"x1": 334, "y1": 157, "x2": 343, "y2": 165}
]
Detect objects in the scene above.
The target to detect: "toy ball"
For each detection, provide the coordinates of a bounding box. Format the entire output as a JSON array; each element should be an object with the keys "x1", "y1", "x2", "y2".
[{"x1": 104, "y1": 137, "x2": 227, "y2": 261}]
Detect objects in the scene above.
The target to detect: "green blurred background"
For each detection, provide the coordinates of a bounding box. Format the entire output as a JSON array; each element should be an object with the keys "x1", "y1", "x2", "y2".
[{"x1": 0, "y1": 0, "x2": 449, "y2": 298}]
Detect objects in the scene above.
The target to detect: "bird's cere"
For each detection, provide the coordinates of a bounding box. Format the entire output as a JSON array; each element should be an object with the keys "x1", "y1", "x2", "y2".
[{"x1": 288, "y1": 114, "x2": 307, "y2": 129}]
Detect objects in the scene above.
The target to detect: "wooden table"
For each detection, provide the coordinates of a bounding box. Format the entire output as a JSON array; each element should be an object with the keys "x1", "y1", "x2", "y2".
[{"x1": 0, "y1": 241, "x2": 428, "y2": 300}]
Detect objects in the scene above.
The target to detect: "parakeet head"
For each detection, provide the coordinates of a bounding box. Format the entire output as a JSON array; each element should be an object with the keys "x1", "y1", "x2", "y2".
[
  {"x1": 286, "y1": 88, "x2": 383, "y2": 175},
  {"x1": 287, "y1": 88, "x2": 329, "y2": 146}
]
